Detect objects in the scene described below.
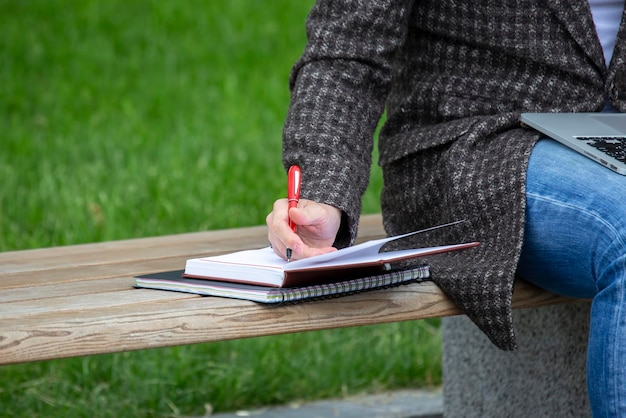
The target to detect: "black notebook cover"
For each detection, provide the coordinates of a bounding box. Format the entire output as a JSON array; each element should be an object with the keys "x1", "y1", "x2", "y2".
[{"x1": 135, "y1": 266, "x2": 430, "y2": 304}]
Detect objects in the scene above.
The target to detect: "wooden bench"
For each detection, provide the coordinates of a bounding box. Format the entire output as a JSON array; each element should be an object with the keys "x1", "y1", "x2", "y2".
[{"x1": 0, "y1": 214, "x2": 574, "y2": 366}]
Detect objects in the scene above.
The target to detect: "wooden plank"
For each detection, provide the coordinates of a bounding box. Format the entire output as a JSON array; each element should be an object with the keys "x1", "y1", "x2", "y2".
[
  {"x1": 0, "y1": 278, "x2": 575, "y2": 365},
  {"x1": 0, "y1": 226, "x2": 268, "y2": 275},
  {"x1": 2, "y1": 284, "x2": 192, "y2": 318},
  {"x1": 0, "y1": 215, "x2": 385, "y2": 289},
  {"x1": 0, "y1": 214, "x2": 578, "y2": 365},
  {"x1": 0, "y1": 277, "x2": 134, "y2": 303},
  {"x1": 1, "y1": 257, "x2": 186, "y2": 289},
  {"x1": 1, "y1": 215, "x2": 386, "y2": 274}
]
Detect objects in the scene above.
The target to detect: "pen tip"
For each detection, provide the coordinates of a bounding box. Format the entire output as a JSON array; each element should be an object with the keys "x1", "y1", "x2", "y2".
[{"x1": 286, "y1": 248, "x2": 292, "y2": 262}]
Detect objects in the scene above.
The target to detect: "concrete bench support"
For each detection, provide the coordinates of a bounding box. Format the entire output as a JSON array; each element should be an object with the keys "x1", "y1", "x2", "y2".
[{"x1": 442, "y1": 302, "x2": 591, "y2": 417}]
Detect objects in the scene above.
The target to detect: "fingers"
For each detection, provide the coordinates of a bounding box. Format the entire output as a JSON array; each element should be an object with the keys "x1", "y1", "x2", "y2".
[
  {"x1": 266, "y1": 198, "x2": 299, "y2": 259},
  {"x1": 266, "y1": 198, "x2": 341, "y2": 261}
]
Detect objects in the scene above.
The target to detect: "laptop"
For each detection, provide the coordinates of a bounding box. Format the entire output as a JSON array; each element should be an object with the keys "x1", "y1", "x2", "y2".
[{"x1": 520, "y1": 112, "x2": 626, "y2": 175}]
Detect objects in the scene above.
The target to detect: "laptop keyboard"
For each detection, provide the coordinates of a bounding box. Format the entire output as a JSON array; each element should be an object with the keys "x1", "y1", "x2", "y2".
[{"x1": 576, "y1": 136, "x2": 626, "y2": 163}]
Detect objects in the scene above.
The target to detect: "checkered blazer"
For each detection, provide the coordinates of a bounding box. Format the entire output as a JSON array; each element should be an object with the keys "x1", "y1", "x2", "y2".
[{"x1": 282, "y1": 0, "x2": 626, "y2": 350}]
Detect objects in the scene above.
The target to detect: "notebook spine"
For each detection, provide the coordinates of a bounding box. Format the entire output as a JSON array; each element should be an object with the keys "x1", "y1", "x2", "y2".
[{"x1": 275, "y1": 265, "x2": 430, "y2": 305}]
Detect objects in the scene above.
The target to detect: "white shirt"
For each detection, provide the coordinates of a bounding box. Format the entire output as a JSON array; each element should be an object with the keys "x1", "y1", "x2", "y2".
[{"x1": 589, "y1": 0, "x2": 624, "y2": 67}]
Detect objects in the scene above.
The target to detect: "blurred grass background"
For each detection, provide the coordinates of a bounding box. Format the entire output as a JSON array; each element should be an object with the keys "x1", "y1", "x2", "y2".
[{"x1": 0, "y1": 1, "x2": 442, "y2": 416}]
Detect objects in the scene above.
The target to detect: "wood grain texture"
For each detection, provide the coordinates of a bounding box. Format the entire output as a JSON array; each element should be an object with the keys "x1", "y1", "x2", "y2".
[{"x1": 0, "y1": 215, "x2": 576, "y2": 365}]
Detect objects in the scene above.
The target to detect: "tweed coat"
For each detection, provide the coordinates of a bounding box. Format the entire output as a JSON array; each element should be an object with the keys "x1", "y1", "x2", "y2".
[{"x1": 282, "y1": 0, "x2": 626, "y2": 350}]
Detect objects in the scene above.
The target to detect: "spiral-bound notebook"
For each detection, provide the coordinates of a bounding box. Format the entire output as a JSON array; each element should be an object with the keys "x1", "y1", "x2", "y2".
[{"x1": 134, "y1": 266, "x2": 430, "y2": 304}]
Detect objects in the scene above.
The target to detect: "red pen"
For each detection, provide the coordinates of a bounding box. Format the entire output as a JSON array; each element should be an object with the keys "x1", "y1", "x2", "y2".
[{"x1": 286, "y1": 165, "x2": 301, "y2": 261}]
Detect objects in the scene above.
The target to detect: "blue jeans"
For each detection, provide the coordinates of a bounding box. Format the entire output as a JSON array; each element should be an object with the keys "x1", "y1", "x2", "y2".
[{"x1": 517, "y1": 139, "x2": 626, "y2": 417}]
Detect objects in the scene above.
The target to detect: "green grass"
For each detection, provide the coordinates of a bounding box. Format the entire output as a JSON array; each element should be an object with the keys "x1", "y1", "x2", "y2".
[
  {"x1": 1, "y1": 0, "x2": 317, "y2": 248},
  {"x1": 1, "y1": 322, "x2": 441, "y2": 417},
  {"x1": 0, "y1": 1, "x2": 442, "y2": 416}
]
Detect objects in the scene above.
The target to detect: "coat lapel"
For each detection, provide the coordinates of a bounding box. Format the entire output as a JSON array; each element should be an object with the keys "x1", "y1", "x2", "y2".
[
  {"x1": 609, "y1": 6, "x2": 626, "y2": 71},
  {"x1": 607, "y1": 7, "x2": 626, "y2": 108},
  {"x1": 545, "y1": 0, "x2": 606, "y2": 73}
]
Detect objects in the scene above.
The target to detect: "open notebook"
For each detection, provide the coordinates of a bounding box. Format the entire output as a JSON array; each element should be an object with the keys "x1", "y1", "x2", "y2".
[
  {"x1": 134, "y1": 221, "x2": 479, "y2": 303},
  {"x1": 181, "y1": 222, "x2": 479, "y2": 288}
]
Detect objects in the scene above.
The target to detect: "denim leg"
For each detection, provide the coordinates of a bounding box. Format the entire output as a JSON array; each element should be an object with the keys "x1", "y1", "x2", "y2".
[{"x1": 517, "y1": 139, "x2": 626, "y2": 417}]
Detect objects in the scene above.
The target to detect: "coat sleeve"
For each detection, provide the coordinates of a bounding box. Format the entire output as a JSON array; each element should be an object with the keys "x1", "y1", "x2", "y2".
[{"x1": 282, "y1": 0, "x2": 413, "y2": 247}]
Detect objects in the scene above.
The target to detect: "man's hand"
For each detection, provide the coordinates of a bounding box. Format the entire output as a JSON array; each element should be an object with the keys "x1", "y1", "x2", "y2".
[{"x1": 266, "y1": 198, "x2": 342, "y2": 261}]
